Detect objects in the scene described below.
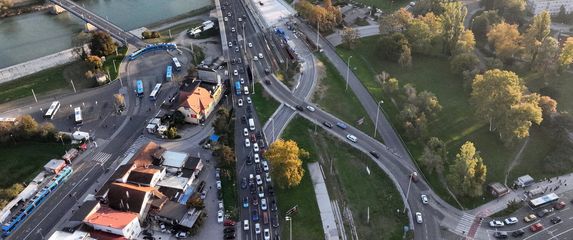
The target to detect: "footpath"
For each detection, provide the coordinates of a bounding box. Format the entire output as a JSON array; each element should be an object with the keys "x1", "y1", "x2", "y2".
[{"x1": 308, "y1": 162, "x2": 342, "y2": 240}]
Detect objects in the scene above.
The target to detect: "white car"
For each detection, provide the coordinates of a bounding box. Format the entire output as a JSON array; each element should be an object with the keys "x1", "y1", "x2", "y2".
[
  {"x1": 217, "y1": 210, "x2": 224, "y2": 223},
  {"x1": 258, "y1": 53, "x2": 264, "y2": 59},
  {"x1": 489, "y1": 220, "x2": 505, "y2": 228},
  {"x1": 265, "y1": 172, "x2": 271, "y2": 182},
  {"x1": 261, "y1": 198, "x2": 268, "y2": 211},
  {"x1": 306, "y1": 105, "x2": 315, "y2": 112},
  {"x1": 504, "y1": 217, "x2": 518, "y2": 225},
  {"x1": 346, "y1": 134, "x2": 358, "y2": 143},
  {"x1": 218, "y1": 200, "x2": 224, "y2": 210},
  {"x1": 256, "y1": 174, "x2": 263, "y2": 185},
  {"x1": 258, "y1": 186, "x2": 264, "y2": 198},
  {"x1": 224, "y1": 17, "x2": 228, "y2": 22},
  {"x1": 253, "y1": 143, "x2": 260, "y2": 152},
  {"x1": 243, "y1": 220, "x2": 250, "y2": 231},
  {"x1": 254, "y1": 153, "x2": 260, "y2": 163},
  {"x1": 263, "y1": 228, "x2": 270, "y2": 240},
  {"x1": 216, "y1": 180, "x2": 222, "y2": 190},
  {"x1": 245, "y1": 138, "x2": 251, "y2": 147},
  {"x1": 231, "y1": 27, "x2": 236, "y2": 32},
  {"x1": 255, "y1": 223, "x2": 261, "y2": 234},
  {"x1": 415, "y1": 212, "x2": 423, "y2": 224},
  {"x1": 238, "y1": 98, "x2": 243, "y2": 107},
  {"x1": 262, "y1": 160, "x2": 269, "y2": 172},
  {"x1": 228, "y1": 41, "x2": 232, "y2": 47},
  {"x1": 234, "y1": 70, "x2": 238, "y2": 76},
  {"x1": 254, "y1": 56, "x2": 258, "y2": 61},
  {"x1": 248, "y1": 42, "x2": 253, "y2": 48},
  {"x1": 240, "y1": 78, "x2": 245, "y2": 84},
  {"x1": 247, "y1": 97, "x2": 252, "y2": 104},
  {"x1": 244, "y1": 128, "x2": 249, "y2": 136},
  {"x1": 421, "y1": 194, "x2": 428, "y2": 204}
]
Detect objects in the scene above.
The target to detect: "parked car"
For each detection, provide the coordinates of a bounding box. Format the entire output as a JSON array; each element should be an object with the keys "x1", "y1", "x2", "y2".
[
  {"x1": 175, "y1": 231, "x2": 187, "y2": 239},
  {"x1": 530, "y1": 223, "x2": 543, "y2": 232},
  {"x1": 254, "y1": 153, "x2": 260, "y2": 163},
  {"x1": 295, "y1": 105, "x2": 304, "y2": 111},
  {"x1": 217, "y1": 210, "x2": 224, "y2": 223},
  {"x1": 489, "y1": 220, "x2": 504, "y2": 228},
  {"x1": 261, "y1": 198, "x2": 268, "y2": 211},
  {"x1": 551, "y1": 216, "x2": 562, "y2": 224},
  {"x1": 493, "y1": 231, "x2": 508, "y2": 239},
  {"x1": 224, "y1": 220, "x2": 236, "y2": 226},
  {"x1": 224, "y1": 227, "x2": 235, "y2": 233},
  {"x1": 524, "y1": 214, "x2": 537, "y2": 222},
  {"x1": 554, "y1": 201, "x2": 566, "y2": 210},
  {"x1": 511, "y1": 229, "x2": 524, "y2": 237},
  {"x1": 537, "y1": 209, "x2": 550, "y2": 218},
  {"x1": 262, "y1": 161, "x2": 269, "y2": 172},
  {"x1": 306, "y1": 105, "x2": 315, "y2": 112},
  {"x1": 504, "y1": 217, "x2": 518, "y2": 225},
  {"x1": 216, "y1": 180, "x2": 222, "y2": 190}
]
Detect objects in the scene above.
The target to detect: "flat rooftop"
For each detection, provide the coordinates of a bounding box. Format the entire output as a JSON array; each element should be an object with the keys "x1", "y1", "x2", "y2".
[{"x1": 250, "y1": 0, "x2": 294, "y2": 27}]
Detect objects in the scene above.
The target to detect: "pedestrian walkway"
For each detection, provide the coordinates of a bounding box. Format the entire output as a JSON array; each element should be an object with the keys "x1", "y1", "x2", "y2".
[
  {"x1": 92, "y1": 152, "x2": 112, "y2": 164},
  {"x1": 454, "y1": 213, "x2": 475, "y2": 236},
  {"x1": 308, "y1": 162, "x2": 341, "y2": 240}
]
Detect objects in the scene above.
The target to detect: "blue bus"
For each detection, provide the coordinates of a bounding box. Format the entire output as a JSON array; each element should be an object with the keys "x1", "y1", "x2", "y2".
[
  {"x1": 166, "y1": 65, "x2": 173, "y2": 81},
  {"x1": 235, "y1": 81, "x2": 241, "y2": 95},
  {"x1": 136, "y1": 80, "x2": 144, "y2": 97}
]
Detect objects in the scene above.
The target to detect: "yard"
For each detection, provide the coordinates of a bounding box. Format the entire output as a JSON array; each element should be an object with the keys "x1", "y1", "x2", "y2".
[
  {"x1": 335, "y1": 36, "x2": 530, "y2": 208},
  {"x1": 280, "y1": 116, "x2": 407, "y2": 239},
  {"x1": 251, "y1": 83, "x2": 280, "y2": 124}
]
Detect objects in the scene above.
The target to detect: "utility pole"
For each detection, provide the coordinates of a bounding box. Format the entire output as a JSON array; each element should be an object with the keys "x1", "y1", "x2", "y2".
[
  {"x1": 316, "y1": 21, "x2": 320, "y2": 51},
  {"x1": 374, "y1": 100, "x2": 384, "y2": 138}
]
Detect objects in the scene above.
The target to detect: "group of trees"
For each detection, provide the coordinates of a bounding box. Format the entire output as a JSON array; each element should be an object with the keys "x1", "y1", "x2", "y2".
[
  {"x1": 213, "y1": 107, "x2": 235, "y2": 147},
  {"x1": 0, "y1": 0, "x2": 13, "y2": 12},
  {"x1": 0, "y1": 115, "x2": 59, "y2": 144},
  {"x1": 90, "y1": 31, "x2": 117, "y2": 57},
  {"x1": 141, "y1": 30, "x2": 161, "y2": 39},
  {"x1": 264, "y1": 139, "x2": 309, "y2": 189},
  {"x1": 480, "y1": 0, "x2": 526, "y2": 24},
  {"x1": 0, "y1": 183, "x2": 24, "y2": 210},
  {"x1": 295, "y1": 0, "x2": 341, "y2": 33}
]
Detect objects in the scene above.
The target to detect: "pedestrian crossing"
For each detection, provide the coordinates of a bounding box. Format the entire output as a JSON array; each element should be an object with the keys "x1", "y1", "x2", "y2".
[
  {"x1": 455, "y1": 213, "x2": 475, "y2": 235},
  {"x1": 93, "y1": 152, "x2": 112, "y2": 164}
]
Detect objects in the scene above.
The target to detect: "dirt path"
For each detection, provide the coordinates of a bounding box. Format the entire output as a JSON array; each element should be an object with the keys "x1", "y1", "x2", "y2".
[{"x1": 504, "y1": 137, "x2": 530, "y2": 186}]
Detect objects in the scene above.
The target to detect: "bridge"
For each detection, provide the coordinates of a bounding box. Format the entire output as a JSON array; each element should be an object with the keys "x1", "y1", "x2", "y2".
[{"x1": 49, "y1": 0, "x2": 146, "y2": 48}]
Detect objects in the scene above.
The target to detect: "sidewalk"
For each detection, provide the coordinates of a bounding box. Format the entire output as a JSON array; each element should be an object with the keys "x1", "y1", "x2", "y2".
[
  {"x1": 470, "y1": 173, "x2": 573, "y2": 216},
  {"x1": 308, "y1": 162, "x2": 341, "y2": 240}
]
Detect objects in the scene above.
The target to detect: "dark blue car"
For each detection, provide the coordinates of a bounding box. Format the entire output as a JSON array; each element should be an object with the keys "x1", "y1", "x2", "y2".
[
  {"x1": 252, "y1": 210, "x2": 259, "y2": 222},
  {"x1": 336, "y1": 122, "x2": 347, "y2": 129}
]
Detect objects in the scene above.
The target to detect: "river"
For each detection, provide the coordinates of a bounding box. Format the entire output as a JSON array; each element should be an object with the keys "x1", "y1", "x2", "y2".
[{"x1": 0, "y1": 0, "x2": 212, "y2": 68}]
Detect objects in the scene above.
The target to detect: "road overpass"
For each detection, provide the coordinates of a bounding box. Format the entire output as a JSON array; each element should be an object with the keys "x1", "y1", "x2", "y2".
[{"x1": 49, "y1": 0, "x2": 146, "y2": 48}]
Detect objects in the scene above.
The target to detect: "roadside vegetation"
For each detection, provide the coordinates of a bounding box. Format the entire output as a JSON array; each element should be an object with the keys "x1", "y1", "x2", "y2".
[
  {"x1": 251, "y1": 83, "x2": 280, "y2": 124},
  {"x1": 212, "y1": 107, "x2": 239, "y2": 219},
  {"x1": 331, "y1": 0, "x2": 573, "y2": 209},
  {"x1": 278, "y1": 116, "x2": 407, "y2": 239}
]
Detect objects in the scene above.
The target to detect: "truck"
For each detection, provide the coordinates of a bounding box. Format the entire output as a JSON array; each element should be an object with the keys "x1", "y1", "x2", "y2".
[
  {"x1": 248, "y1": 118, "x2": 255, "y2": 131},
  {"x1": 72, "y1": 131, "x2": 90, "y2": 141}
]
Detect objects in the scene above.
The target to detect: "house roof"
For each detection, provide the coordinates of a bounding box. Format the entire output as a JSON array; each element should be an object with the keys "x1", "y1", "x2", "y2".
[
  {"x1": 127, "y1": 166, "x2": 162, "y2": 186},
  {"x1": 155, "y1": 201, "x2": 187, "y2": 221},
  {"x1": 89, "y1": 229, "x2": 128, "y2": 240},
  {"x1": 156, "y1": 175, "x2": 189, "y2": 190},
  {"x1": 181, "y1": 86, "x2": 215, "y2": 114},
  {"x1": 162, "y1": 151, "x2": 189, "y2": 168},
  {"x1": 158, "y1": 186, "x2": 181, "y2": 200},
  {"x1": 107, "y1": 182, "x2": 155, "y2": 213},
  {"x1": 44, "y1": 159, "x2": 66, "y2": 170},
  {"x1": 184, "y1": 157, "x2": 202, "y2": 170},
  {"x1": 132, "y1": 141, "x2": 162, "y2": 168},
  {"x1": 84, "y1": 206, "x2": 138, "y2": 230}
]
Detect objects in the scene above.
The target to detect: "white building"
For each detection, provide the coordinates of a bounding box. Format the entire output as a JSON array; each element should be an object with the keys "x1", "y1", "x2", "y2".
[
  {"x1": 83, "y1": 205, "x2": 142, "y2": 239},
  {"x1": 527, "y1": 0, "x2": 573, "y2": 15}
]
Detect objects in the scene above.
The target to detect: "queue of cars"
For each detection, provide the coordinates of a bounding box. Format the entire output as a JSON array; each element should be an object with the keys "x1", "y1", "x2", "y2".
[{"x1": 490, "y1": 200, "x2": 567, "y2": 238}]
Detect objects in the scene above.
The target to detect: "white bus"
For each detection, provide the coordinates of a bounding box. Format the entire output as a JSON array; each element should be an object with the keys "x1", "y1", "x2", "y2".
[
  {"x1": 44, "y1": 101, "x2": 61, "y2": 119},
  {"x1": 149, "y1": 83, "x2": 162, "y2": 101},
  {"x1": 172, "y1": 57, "x2": 182, "y2": 71},
  {"x1": 74, "y1": 107, "x2": 83, "y2": 125}
]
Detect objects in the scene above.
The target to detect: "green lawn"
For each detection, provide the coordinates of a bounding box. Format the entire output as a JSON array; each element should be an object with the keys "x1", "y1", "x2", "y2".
[
  {"x1": 336, "y1": 36, "x2": 521, "y2": 208},
  {"x1": 278, "y1": 116, "x2": 407, "y2": 239},
  {"x1": 349, "y1": 0, "x2": 409, "y2": 12},
  {"x1": 313, "y1": 54, "x2": 381, "y2": 141},
  {"x1": 102, "y1": 47, "x2": 127, "y2": 81},
  {"x1": 252, "y1": 83, "x2": 280, "y2": 124},
  {"x1": 0, "y1": 142, "x2": 69, "y2": 187},
  {"x1": 0, "y1": 61, "x2": 95, "y2": 104},
  {"x1": 221, "y1": 164, "x2": 238, "y2": 220}
]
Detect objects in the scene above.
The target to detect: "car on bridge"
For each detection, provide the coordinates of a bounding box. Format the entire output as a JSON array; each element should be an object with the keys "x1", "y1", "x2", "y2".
[
  {"x1": 323, "y1": 121, "x2": 333, "y2": 128},
  {"x1": 346, "y1": 134, "x2": 357, "y2": 143}
]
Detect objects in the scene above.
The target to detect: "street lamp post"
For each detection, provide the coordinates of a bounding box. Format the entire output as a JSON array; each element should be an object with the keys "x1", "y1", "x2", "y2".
[
  {"x1": 269, "y1": 117, "x2": 275, "y2": 143},
  {"x1": 345, "y1": 56, "x2": 353, "y2": 91},
  {"x1": 285, "y1": 216, "x2": 292, "y2": 240},
  {"x1": 374, "y1": 100, "x2": 384, "y2": 138},
  {"x1": 37, "y1": 228, "x2": 45, "y2": 240},
  {"x1": 403, "y1": 173, "x2": 413, "y2": 213}
]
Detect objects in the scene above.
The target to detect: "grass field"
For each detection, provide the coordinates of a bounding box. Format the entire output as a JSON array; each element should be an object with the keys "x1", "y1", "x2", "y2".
[
  {"x1": 0, "y1": 142, "x2": 69, "y2": 187},
  {"x1": 346, "y1": 0, "x2": 409, "y2": 12},
  {"x1": 0, "y1": 61, "x2": 95, "y2": 104},
  {"x1": 102, "y1": 47, "x2": 127, "y2": 81},
  {"x1": 252, "y1": 83, "x2": 280, "y2": 124},
  {"x1": 280, "y1": 116, "x2": 407, "y2": 239},
  {"x1": 313, "y1": 54, "x2": 380, "y2": 141},
  {"x1": 335, "y1": 36, "x2": 524, "y2": 208}
]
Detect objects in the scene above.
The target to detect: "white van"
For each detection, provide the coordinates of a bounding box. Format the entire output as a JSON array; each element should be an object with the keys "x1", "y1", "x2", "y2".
[
  {"x1": 248, "y1": 118, "x2": 255, "y2": 131},
  {"x1": 244, "y1": 86, "x2": 249, "y2": 95}
]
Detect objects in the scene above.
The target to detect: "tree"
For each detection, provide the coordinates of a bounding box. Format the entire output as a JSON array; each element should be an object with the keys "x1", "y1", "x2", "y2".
[
  {"x1": 470, "y1": 69, "x2": 543, "y2": 142},
  {"x1": 86, "y1": 55, "x2": 103, "y2": 69},
  {"x1": 218, "y1": 145, "x2": 236, "y2": 166},
  {"x1": 378, "y1": 33, "x2": 409, "y2": 61},
  {"x1": 15, "y1": 115, "x2": 38, "y2": 139},
  {"x1": 0, "y1": 0, "x2": 13, "y2": 11},
  {"x1": 378, "y1": 8, "x2": 413, "y2": 34},
  {"x1": 172, "y1": 111, "x2": 186, "y2": 125},
  {"x1": 487, "y1": 22, "x2": 522, "y2": 63},
  {"x1": 417, "y1": 91, "x2": 442, "y2": 116},
  {"x1": 471, "y1": 10, "x2": 502, "y2": 41},
  {"x1": 405, "y1": 18, "x2": 433, "y2": 53},
  {"x1": 398, "y1": 44, "x2": 412, "y2": 67},
  {"x1": 341, "y1": 27, "x2": 359, "y2": 49},
  {"x1": 447, "y1": 141, "x2": 487, "y2": 197},
  {"x1": 483, "y1": 0, "x2": 525, "y2": 24},
  {"x1": 523, "y1": 11, "x2": 552, "y2": 64},
  {"x1": 557, "y1": 5, "x2": 568, "y2": 23},
  {"x1": 440, "y1": 2, "x2": 467, "y2": 55},
  {"x1": 382, "y1": 77, "x2": 400, "y2": 94},
  {"x1": 419, "y1": 137, "x2": 447, "y2": 174},
  {"x1": 454, "y1": 30, "x2": 476, "y2": 55},
  {"x1": 89, "y1": 31, "x2": 117, "y2": 57},
  {"x1": 531, "y1": 37, "x2": 560, "y2": 78},
  {"x1": 114, "y1": 94, "x2": 125, "y2": 111},
  {"x1": 38, "y1": 122, "x2": 56, "y2": 140},
  {"x1": 538, "y1": 95, "x2": 558, "y2": 119},
  {"x1": 450, "y1": 52, "x2": 480, "y2": 76},
  {"x1": 264, "y1": 139, "x2": 309, "y2": 189},
  {"x1": 166, "y1": 127, "x2": 178, "y2": 139},
  {"x1": 559, "y1": 37, "x2": 573, "y2": 71},
  {"x1": 412, "y1": 0, "x2": 447, "y2": 15},
  {"x1": 295, "y1": 0, "x2": 340, "y2": 32},
  {"x1": 399, "y1": 103, "x2": 428, "y2": 139}
]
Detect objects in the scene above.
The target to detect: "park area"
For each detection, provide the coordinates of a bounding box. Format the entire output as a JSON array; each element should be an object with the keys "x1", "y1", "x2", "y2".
[{"x1": 335, "y1": 35, "x2": 566, "y2": 208}]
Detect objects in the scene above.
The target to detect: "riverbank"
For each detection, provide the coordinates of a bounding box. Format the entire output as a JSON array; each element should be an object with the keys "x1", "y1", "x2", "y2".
[{"x1": 0, "y1": 1, "x2": 49, "y2": 19}]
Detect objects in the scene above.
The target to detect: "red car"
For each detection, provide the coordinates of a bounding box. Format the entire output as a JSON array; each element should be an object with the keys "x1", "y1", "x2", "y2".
[
  {"x1": 554, "y1": 201, "x2": 566, "y2": 210},
  {"x1": 224, "y1": 220, "x2": 236, "y2": 226},
  {"x1": 530, "y1": 223, "x2": 543, "y2": 232}
]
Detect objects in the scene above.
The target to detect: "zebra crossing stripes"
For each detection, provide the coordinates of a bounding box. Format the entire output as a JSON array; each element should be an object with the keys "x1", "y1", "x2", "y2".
[
  {"x1": 93, "y1": 152, "x2": 112, "y2": 164},
  {"x1": 455, "y1": 213, "x2": 475, "y2": 235}
]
